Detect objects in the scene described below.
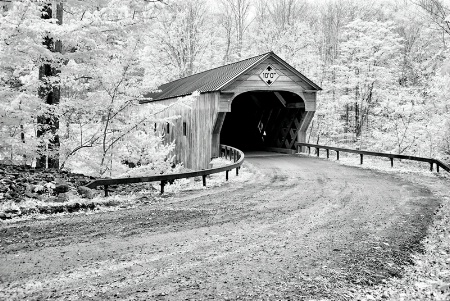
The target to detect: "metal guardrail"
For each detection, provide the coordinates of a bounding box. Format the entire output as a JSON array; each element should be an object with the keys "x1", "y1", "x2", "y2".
[
  {"x1": 295, "y1": 142, "x2": 450, "y2": 173},
  {"x1": 86, "y1": 145, "x2": 244, "y2": 196}
]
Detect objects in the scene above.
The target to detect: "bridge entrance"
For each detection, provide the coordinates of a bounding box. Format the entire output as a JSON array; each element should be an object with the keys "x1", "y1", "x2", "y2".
[
  {"x1": 220, "y1": 91, "x2": 306, "y2": 151},
  {"x1": 144, "y1": 51, "x2": 321, "y2": 169}
]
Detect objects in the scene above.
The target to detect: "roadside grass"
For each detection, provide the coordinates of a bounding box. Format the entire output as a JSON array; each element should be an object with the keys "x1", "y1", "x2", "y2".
[
  {"x1": 298, "y1": 151, "x2": 450, "y2": 300},
  {"x1": 353, "y1": 193, "x2": 450, "y2": 301}
]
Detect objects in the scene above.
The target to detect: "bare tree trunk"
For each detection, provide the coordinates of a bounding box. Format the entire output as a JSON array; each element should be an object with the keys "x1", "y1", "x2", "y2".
[
  {"x1": 37, "y1": 1, "x2": 63, "y2": 169},
  {"x1": 220, "y1": 0, "x2": 251, "y2": 59}
]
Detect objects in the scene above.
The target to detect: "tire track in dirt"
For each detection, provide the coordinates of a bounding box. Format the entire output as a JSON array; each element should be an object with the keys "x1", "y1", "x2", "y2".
[{"x1": 0, "y1": 152, "x2": 446, "y2": 300}]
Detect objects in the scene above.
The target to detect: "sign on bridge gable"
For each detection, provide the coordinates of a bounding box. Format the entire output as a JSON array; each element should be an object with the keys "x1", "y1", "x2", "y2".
[{"x1": 259, "y1": 65, "x2": 279, "y2": 86}]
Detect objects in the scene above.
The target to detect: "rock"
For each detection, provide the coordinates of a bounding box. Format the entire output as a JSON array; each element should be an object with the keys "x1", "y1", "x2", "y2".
[
  {"x1": 77, "y1": 186, "x2": 95, "y2": 199},
  {"x1": 24, "y1": 192, "x2": 38, "y2": 199},
  {"x1": 44, "y1": 182, "x2": 56, "y2": 190},
  {"x1": 5, "y1": 209, "x2": 20, "y2": 215},
  {"x1": 55, "y1": 193, "x2": 69, "y2": 203},
  {"x1": 52, "y1": 205, "x2": 66, "y2": 214},
  {"x1": 5, "y1": 191, "x2": 19, "y2": 199},
  {"x1": 44, "y1": 175, "x2": 55, "y2": 182},
  {"x1": 0, "y1": 212, "x2": 7, "y2": 220},
  {"x1": 2, "y1": 178, "x2": 13, "y2": 185},
  {"x1": 45, "y1": 196, "x2": 57, "y2": 203},
  {"x1": 67, "y1": 202, "x2": 81, "y2": 213},
  {"x1": 33, "y1": 184, "x2": 45, "y2": 193},
  {"x1": 54, "y1": 183, "x2": 70, "y2": 194},
  {"x1": 38, "y1": 206, "x2": 51, "y2": 214},
  {"x1": 24, "y1": 183, "x2": 34, "y2": 192}
]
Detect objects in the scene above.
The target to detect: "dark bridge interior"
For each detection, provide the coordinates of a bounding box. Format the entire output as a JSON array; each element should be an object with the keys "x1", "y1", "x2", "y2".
[{"x1": 220, "y1": 91, "x2": 306, "y2": 151}]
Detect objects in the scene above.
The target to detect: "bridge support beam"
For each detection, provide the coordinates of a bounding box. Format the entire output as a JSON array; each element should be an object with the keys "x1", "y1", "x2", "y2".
[{"x1": 297, "y1": 111, "x2": 315, "y2": 153}]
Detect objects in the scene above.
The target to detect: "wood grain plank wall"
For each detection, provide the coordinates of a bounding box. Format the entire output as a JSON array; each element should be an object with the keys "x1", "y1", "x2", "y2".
[
  {"x1": 222, "y1": 57, "x2": 317, "y2": 111},
  {"x1": 146, "y1": 92, "x2": 220, "y2": 170}
]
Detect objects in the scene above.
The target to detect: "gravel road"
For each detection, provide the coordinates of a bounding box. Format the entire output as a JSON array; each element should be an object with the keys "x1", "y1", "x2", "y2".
[{"x1": 0, "y1": 153, "x2": 445, "y2": 300}]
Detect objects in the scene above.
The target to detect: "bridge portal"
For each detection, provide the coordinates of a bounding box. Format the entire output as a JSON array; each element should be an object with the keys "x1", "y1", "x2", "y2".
[
  {"x1": 220, "y1": 91, "x2": 306, "y2": 151},
  {"x1": 142, "y1": 52, "x2": 321, "y2": 170}
]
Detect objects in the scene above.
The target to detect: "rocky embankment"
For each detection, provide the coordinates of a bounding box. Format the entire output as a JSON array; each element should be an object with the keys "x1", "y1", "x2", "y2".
[{"x1": 0, "y1": 164, "x2": 99, "y2": 220}]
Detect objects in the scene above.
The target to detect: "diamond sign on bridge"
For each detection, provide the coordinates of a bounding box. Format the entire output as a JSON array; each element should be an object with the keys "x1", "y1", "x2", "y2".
[{"x1": 259, "y1": 65, "x2": 279, "y2": 86}]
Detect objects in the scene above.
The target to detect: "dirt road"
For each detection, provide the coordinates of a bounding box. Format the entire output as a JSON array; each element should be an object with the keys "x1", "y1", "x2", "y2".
[{"x1": 0, "y1": 153, "x2": 446, "y2": 300}]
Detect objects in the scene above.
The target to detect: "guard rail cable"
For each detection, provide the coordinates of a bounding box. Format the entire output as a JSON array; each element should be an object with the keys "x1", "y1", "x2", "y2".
[
  {"x1": 86, "y1": 145, "x2": 245, "y2": 196},
  {"x1": 295, "y1": 142, "x2": 450, "y2": 173}
]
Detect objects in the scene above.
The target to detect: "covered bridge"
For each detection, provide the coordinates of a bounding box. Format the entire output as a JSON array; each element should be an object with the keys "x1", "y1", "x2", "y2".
[{"x1": 141, "y1": 52, "x2": 322, "y2": 170}]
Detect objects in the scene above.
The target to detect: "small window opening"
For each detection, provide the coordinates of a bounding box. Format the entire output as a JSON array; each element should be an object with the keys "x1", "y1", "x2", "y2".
[
  {"x1": 154, "y1": 123, "x2": 157, "y2": 132},
  {"x1": 166, "y1": 123, "x2": 170, "y2": 134},
  {"x1": 183, "y1": 122, "x2": 187, "y2": 136}
]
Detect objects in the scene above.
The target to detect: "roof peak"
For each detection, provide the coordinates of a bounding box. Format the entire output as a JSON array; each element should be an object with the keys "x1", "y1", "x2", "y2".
[
  {"x1": 167, "y1": 52, "x2": 273, "y2": 83},
  {"x1": 142, "y1": 51, "x2": 321, "y2": 103}
]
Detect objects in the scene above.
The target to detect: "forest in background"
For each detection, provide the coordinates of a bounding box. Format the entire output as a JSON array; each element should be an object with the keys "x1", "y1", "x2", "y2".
[{"x1": 1, "y1": 0, "x2": 449, "y2": 176}]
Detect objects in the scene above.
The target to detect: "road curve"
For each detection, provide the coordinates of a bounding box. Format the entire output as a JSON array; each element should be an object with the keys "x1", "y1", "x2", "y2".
[{"x1": 0, "y1": 152, "x2": 444, "y2": 300}]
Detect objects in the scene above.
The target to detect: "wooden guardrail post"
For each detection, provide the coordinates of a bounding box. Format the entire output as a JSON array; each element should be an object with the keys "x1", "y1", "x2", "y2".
[
  {"x1": 326, "y1": 149, "x2": 329, "y2": 159},
  {"x1": 295, "y1": 142, "x2": 450, "y2": 174},
  {"x1": 226, "y1": 170, "x2": 229, "y2": 181},
  {"x1": 160, "y1": 181, "x2": 165, "y2": 194},
  {"x1": 85, "y1": 144, "x2": 245, "y2": 196}
]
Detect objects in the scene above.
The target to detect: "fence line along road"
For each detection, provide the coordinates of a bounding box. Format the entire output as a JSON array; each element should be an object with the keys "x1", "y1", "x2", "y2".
[
  {"x1": 295, "y1": 142, "x2": 450, "y2": 173},
  {"x1": 86, "y1": 145, "x2": 244, "y2": 196}
]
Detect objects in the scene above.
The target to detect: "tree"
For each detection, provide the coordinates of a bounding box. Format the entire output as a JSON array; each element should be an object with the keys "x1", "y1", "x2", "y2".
[
  {"x1": 335, "y1": 19, "x2": 403, "y2": 143},
  {"x1": 218, "y1": 0, "x2": 251, "y2": 61},
  {"x1": 0, "y1": 0, "x2": 190, "y2": 176},
  {"x1": 153, "y1": 0, "x2": 210, "y2": 78},
  {"x1": 413, "y1": 0, "x2": 450, "y2": 37},
  {"x1": 0, "y1": 1, "x2": 58, "y2": 164},
  {"x1": 36, "y1": 1, "x2": 63, "y2": 169}
]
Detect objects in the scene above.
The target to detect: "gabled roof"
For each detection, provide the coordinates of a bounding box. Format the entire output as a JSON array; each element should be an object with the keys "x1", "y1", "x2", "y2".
[{"x1": 141, "y1": 51, "x2": 321, "y2": 103}]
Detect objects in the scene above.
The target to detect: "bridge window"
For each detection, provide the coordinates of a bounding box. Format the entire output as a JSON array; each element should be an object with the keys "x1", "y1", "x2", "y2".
[
  {"x1": 166, "y1": 123, "x2": 170, "y2": 134},
  {"x1": 183, "y1": 122, "x2": 187, "y2": 136}
]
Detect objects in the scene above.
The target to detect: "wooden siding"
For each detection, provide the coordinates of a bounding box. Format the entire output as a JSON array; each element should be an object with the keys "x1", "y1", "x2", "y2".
[
  {"x1": 222, "y1": 57, "x2": 317, "y2": 111},
  {"x1": 145, "y1": 92, "x2": 221, "y2": 170}
]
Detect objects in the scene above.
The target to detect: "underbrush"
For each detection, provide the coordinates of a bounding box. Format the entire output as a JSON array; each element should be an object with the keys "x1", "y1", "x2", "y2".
[{"x1": 0, "y1": 157, "x2": 254, "y2": 222}]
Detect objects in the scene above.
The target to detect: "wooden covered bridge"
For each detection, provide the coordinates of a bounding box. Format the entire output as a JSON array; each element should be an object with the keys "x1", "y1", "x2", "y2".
[{"x1": 141, "y1": 52, "x2": 322, "y2": 170}]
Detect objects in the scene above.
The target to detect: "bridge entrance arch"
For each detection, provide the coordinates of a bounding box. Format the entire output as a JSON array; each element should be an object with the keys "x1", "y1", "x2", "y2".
[{"x1": 219, "y1": 91, "x2": 307, "y2": 151}]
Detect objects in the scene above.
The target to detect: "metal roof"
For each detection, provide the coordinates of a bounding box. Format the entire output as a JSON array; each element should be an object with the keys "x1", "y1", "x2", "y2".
[{"x1": 142, "y1": 51, "x2": 321, "y2": 103}]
